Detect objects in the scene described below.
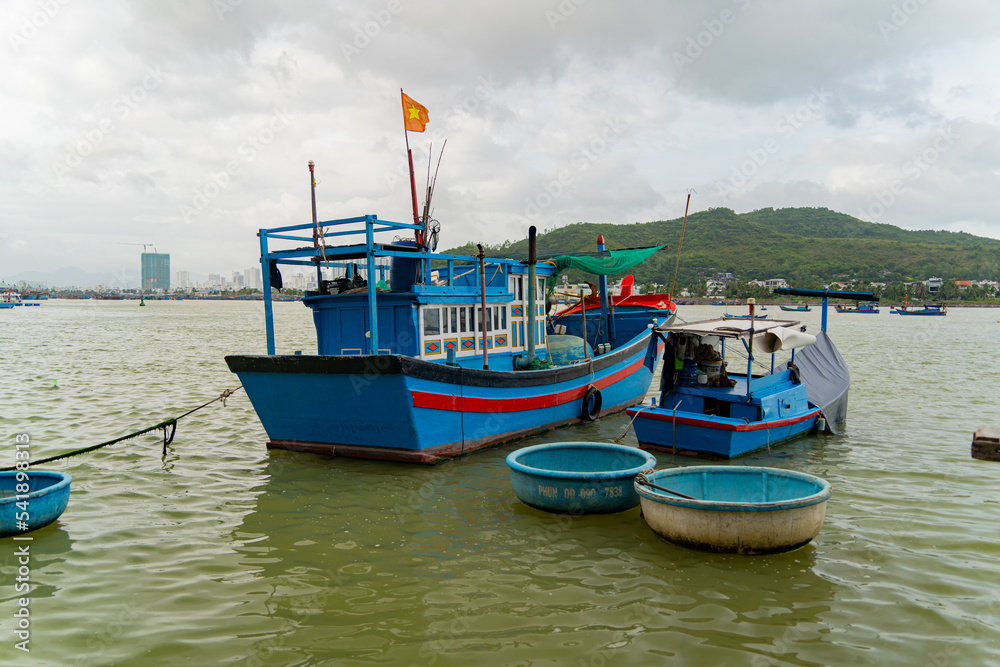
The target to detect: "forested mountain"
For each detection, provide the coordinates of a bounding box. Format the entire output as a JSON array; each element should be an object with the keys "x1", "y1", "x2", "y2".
[{"x1": 446, "y1": 207, "x2": 1000, "y2": 287}]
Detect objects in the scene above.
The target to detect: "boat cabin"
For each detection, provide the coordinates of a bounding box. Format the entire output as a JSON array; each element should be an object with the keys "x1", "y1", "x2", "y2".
[
  {"x1": 305, "y1": 256, "x2": 553, "y2": 370},
  {"x1": 259, "y1": 214, "x2": 559, "y2": 371}
]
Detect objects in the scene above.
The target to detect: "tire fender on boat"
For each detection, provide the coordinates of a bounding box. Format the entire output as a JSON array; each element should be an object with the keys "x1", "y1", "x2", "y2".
[{"x1": 582, "y1": 385, "x2": 602, "y2": 421}]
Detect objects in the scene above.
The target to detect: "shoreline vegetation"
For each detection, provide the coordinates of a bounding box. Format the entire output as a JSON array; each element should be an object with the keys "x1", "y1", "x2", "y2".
[{"x1": 10, "y1": 206, "x2": 1000, "y2": 304}]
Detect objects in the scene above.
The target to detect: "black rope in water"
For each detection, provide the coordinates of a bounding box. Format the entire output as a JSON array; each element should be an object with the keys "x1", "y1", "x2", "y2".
[{"x1": 0, "y1": 386, "x2": 242, "y2": 471}]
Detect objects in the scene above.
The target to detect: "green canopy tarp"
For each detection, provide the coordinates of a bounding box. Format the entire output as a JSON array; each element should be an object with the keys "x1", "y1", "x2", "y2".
[{"x1": 548, "y1": 245, "x2": 666, "y2": 280}]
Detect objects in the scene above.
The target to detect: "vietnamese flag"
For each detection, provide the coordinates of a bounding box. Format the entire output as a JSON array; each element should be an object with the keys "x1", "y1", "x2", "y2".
[{"x1": 401, "y1": 90, "x2": 429, "y2": 132}]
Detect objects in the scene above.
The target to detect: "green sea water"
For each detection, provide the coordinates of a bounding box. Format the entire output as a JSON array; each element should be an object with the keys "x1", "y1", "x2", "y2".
[{"x1": 1, "y1": 300, "x2": 999, "y2": 666}]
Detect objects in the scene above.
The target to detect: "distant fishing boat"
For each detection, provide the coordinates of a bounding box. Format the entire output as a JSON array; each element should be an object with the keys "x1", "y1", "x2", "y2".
[
  {"x1": 894, "y1": 303, "x2": 947, "y2": 316},
  {"x1": 1, "y1": 289, "x2": 39, "y2": 308},
  {"x1": 835, "y1": 303, "x2": 879, "y2": 314},
  {"x1": 724, "y1": 312, "x2": 767, "y2": 320},
  {"x1": 779, "y1": 304, "x2": 811, "y2": 312}
]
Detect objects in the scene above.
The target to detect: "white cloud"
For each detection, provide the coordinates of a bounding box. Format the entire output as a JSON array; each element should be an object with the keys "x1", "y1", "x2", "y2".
[{"x1": 2, "y1": 0, "x2": 1000, "y2": 284}]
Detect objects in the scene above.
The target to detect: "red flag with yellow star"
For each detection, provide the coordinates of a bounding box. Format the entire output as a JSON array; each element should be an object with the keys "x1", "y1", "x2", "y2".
[{"x1": 401, "y1": 91, "x2": 429, "y2": 132}]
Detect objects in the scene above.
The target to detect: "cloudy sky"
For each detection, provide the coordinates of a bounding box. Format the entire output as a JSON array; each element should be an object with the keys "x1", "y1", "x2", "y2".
[{"x1": 3, "y1": 0, "x2": 999, "y2": 286}]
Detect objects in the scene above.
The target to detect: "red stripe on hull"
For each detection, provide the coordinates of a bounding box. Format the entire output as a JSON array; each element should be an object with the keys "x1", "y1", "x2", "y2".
[
  {"x1": 411, "y1": 357, "x2": 645, "y2": 413},
  {"x1": 266, "y1": 397, "x2": 641, "y2": 464},
  {"x1": 629, "y1": 407, "x2": 821, "y2": 432}
]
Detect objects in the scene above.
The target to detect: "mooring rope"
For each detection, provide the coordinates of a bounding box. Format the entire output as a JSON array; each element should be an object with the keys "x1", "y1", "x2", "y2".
[{"x1": 1, "y1": 386, "x2": 243, "y2": 471}]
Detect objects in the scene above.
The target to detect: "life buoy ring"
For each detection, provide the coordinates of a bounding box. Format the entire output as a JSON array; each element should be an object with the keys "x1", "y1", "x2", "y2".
[{"x1": 582, "y1": 385, "x2": 602, "y2": 421}]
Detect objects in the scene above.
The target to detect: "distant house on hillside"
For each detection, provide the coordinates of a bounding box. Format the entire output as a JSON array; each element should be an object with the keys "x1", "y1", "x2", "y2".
[
  {"x1": 750, "y1": 278, "x2": 788, "y2": 291},
  {"x1": 705, "y1": 279, "x2": 727, "y2": 295},
  {"x1": 924, "y1": 277, "x2": 943, "y2": 293}
]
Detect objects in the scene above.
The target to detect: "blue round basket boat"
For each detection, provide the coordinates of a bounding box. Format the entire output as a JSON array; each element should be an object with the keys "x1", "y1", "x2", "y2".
[
  {"x1": 506, "y1": 442, "x2": 657, "y2": 514},
  {"x1": 1, "y1": 471, "x2": 73, "y2": 538},
  {"x1": 635, "y1": 466, "x2": 831, "y2": 554}
]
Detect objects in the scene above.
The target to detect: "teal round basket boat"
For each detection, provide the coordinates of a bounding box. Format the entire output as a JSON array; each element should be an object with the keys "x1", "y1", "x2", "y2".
[
  {"x1": 506, "y1": 442, "x2": 657, "y2": 514},
  {"x1": 635, "y1": 466, "x2": 831, "y2": 555},
  {"x1": 1, "y1": 471, "x2": 72, "y2": 537}
]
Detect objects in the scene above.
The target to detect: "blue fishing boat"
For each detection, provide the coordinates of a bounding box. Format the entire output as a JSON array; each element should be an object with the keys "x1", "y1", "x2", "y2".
[
  {"x1": 226, "y1": 167, "x2": 671, "y2": 464},
  {"x1": 835, "y1": 303, "x2": 879, "y2": 314},
  {"x1": 1, "y1": 471, "x2": 72, "y2": 536},
  {"x1": 894, "y1": 303, "x2": 947, "y2": 316},
  {"x1": 627, "y1": 307, "x2": 821, "y2": 459},
  {"x1": 779, "y1": 304, "x2": 811, "y2": 312},
  {"x1": 724, "y1": 312, "x2": 768, "y2": 320},
  {"x1": 1, "y1": 289, "x2": 26, "y2": 308},
  {"x1": 629, "y1": 288, "x2": 874, "y2": 458}
]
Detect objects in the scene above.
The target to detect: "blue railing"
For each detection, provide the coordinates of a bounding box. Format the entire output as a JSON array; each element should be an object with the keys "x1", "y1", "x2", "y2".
[{"x1": 257, "y1": 214, "x2": 516, "y2": 355}]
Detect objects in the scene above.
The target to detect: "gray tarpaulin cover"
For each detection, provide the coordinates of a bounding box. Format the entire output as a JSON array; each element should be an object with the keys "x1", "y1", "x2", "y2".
[{"x1": 777, "y1": 330, "x2": 850, "y2": 434}]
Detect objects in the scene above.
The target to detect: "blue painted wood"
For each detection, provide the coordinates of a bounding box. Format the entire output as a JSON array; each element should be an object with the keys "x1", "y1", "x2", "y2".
[
  {"x1": 506, "y1": 442, "x2": 657, "y2": 514},
  {"x1": 630, "y1": 369, "x2": 819, "y2": 458},
  {"x1": 835, "y1": 304, "x2": 879, "y2": 313},
  {"x1": 235, "y1": 214, "x2": 670, "y2": 463},
  {"x1": 1, "y1": 471, "x2": 72, "y2": 537}
]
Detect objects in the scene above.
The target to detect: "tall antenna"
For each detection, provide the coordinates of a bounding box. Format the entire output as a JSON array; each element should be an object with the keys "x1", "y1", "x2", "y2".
[{"x1": 669, "y1": 190, "x2": 695, "y2": 301}]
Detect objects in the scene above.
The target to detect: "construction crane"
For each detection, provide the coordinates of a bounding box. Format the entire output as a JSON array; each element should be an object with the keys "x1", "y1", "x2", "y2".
[{"x1": 118, "y1": 242, "x2": 157, "y2": 254}]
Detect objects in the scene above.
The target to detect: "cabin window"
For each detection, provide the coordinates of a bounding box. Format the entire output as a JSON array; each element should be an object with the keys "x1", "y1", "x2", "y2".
[
  {"x1": 500, "y1": 305, "x2": 507, "y2": 330},
  {"x1": 450, "y1": 308, "x2": 458, "y2": 334},
  {"x1": 516, "y1": 277, "x2": 524, "y2": 302},
  {"x1": 423, "y1": 308, "x2": 440, "y2": 336},
  {"x1": 703, "y1": 398, "x2": 731, "y2": 418},
  {"x1": 460, "y1": 307, "x2": 467, "y2": 332}
]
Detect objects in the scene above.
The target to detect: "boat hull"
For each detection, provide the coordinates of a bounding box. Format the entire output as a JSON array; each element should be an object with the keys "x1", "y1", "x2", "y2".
[
  {"x1": 1, "y1": 471, "x2": 72, "y2": 537},
  {"x1": 227, "y1": 333, "x2": 661, "y2": 464},
  {"x1": 506, "y1": 442, "x2": 657, "y2": 514},
  {"x1": 629, "y1": 407, "x2": 819, "y2": 458},
  {"x1": 635, "y1": 466, "x2": 831, "y2": 554}
]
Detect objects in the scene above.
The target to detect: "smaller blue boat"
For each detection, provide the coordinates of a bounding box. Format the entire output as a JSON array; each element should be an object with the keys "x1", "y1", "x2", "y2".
[
  {"x1": 628, "y1": 303, "x2": 824, "y2": 458},
  {"x1": 779, "y1": 305, "x2": 811, "y2": 312},
  {"x1": 835, "y1": 303, "x2": 879, "y2": 314},
  {"x1": 724, "y1": 313, "x2": 768, "y2": 320},
  {"x1": 634, "y1": 466, "x2": 831, "y2": 554},
  {"x1": 1, "y1": 471, "x2": 72, "y2": 537},
  {"x1": 894, "y1": 303, "x2": 947, "y2": 316},
  {"x1": 506, "y1": 442, "x2": 656, "y2": 514}
]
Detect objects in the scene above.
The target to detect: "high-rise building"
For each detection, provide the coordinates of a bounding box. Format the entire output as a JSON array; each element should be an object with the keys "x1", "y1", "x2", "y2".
[
  {"x1": 141, "y1": 253, "x2": 170, "y2": 291},
  {"x1": 176, "y1": 270, "x2": 191, "y2": 288},
  {"x1": 244, "y1": 266, "x2": 262, "y2": 291}
]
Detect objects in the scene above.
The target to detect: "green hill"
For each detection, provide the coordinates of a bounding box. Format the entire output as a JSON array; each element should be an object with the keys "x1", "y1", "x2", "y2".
[{"x1": 446, "y1": 207, "x2": 1000, "y2": 287}]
